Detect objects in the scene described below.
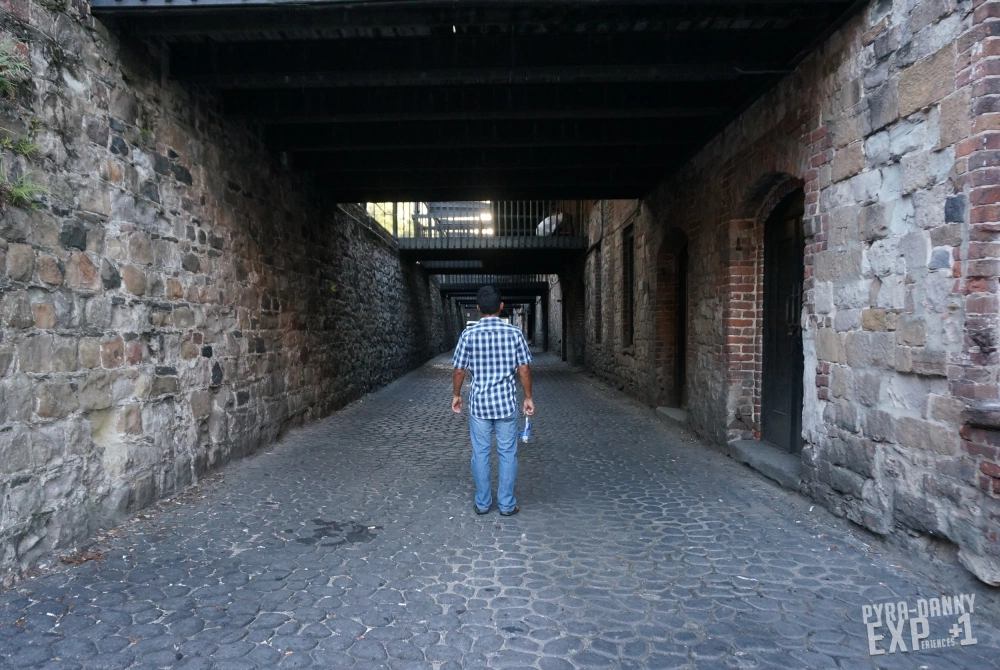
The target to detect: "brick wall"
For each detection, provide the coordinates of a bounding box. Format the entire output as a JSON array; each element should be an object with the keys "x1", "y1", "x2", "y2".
[
  {"x1": 0, "y1": 2, "x2": 459, "y2": 583},
  {"x1": 581, "y1": 0, "x2": 1000, "y2": 584}
]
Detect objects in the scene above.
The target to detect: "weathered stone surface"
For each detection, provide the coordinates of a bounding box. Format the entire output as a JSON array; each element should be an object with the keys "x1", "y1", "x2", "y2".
[
  {"x1": 896, "y1": 417, "x2": 956, "y2": 455},
  {"x1": 121, "y1": 264, "x2": 145, "y2": 295},
  {"x1": 898, "y1": 43, "x2": 956, "y2": 117},
  {"x1": 31, "y1": 303, "x2": 55, "y2": 329},
  {"x1": 64, "y1": 252, "x2": 101, "y2": 291},
  {"x1": 36, "y1": 382, "x2": 79, "y2": 419},
  {"x1": 0, "y1": 0, "x2": 461, "y2": 584},
  {"x1": 37, "y1": 255, "x2": 63, "y2": 285},
  {"x1": 59, "y1": 219, "x2": 88, "y2": 250},
  {"x1": 4, "y1": 243, "x2": 34, "y2": 281}
]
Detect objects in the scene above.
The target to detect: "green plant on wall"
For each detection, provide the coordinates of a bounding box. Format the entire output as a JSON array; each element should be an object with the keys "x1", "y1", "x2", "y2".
[
  {"x1": 1, "y1": 135, "x2": 38, "y2": 157},
  {"x1": 0, "y1": 39, "x2": 30, "y2": 98},
  {"x1": 0, "y1": 169, "x2": 46, "y2": 209}
]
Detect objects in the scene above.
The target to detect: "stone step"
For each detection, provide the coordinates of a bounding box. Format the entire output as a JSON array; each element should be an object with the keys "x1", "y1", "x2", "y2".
[
  {"x1": 656, "y1": 407, "x2": 688, "y2": 424},
  {"x1": 725, "y1": 440, "x2": 802, "y2": 491}
]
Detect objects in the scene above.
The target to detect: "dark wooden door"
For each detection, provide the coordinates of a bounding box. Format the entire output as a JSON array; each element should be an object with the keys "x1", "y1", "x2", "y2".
[{"x1": 762, "y1": 191, "x2": 805, "y2": 453}]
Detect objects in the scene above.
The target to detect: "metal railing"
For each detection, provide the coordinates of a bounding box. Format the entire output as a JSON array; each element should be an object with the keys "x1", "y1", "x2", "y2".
[
  {"x1": 438, "y1": 274, "x2": 548, "y2": 287},
  {"x1": 365, "y1": 201, "x2": 586, "y2": 242}
]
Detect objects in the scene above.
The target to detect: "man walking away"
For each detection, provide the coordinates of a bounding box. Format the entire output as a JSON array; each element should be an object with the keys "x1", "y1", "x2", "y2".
[{"x1": 451, "y1": 286, "x2": 535, "y2": 516}]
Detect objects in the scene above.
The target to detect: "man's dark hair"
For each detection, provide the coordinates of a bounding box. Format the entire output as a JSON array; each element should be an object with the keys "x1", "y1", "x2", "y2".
[{"x1": 477, "y1": 285, "x2": 502, "y2": 315}]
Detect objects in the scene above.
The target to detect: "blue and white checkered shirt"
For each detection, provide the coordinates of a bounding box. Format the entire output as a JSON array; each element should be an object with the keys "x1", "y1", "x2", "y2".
[{"x1": 452, "y1": 317, "x2": 532, "y2": 420}]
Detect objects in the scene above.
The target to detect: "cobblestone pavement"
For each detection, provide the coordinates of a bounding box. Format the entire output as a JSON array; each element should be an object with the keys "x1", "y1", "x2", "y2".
[{"x1": 1, "y1": 353, "x2": 999, "y2": 670}]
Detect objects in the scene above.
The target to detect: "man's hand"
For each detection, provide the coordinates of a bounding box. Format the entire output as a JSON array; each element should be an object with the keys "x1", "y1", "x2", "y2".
[
  {"x1": 452, "y1": 368, "x2": 466, "y2": 413},
  {"x1": 523, "y1": 397, "x2": 535, "y2": 416}
]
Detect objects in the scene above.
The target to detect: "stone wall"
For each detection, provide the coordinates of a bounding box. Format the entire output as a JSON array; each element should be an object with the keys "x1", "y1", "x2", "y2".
[
  {"x1": 0, "y1": 2, "x2": 459, "y2": 583},
  {"x1": 579, "y1": 0, "x2": 1000, "y2": 584}
]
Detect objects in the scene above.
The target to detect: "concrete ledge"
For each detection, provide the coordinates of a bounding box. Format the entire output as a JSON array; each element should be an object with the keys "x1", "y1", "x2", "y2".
[
  {"x1": 726, "y1": 440, "x2": 802, "y2": 491},
  {"x1": 656, "y1": 407, "x2": 688, "y2": 425}
]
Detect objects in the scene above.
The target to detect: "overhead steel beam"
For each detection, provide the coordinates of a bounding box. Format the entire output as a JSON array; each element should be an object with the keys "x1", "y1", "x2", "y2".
[
  {"x1": 238, "y1": 106, "x2": 728, "y2": 125},
  {"x1": 180, "y1": 64, "x2": 765, "y2": 89},
  {"x1": 273, "y1": 118, "x2": 700, "y2": 150},
  {"x1": 293, "y1": 145, "x2": 679, "y2": 171}
]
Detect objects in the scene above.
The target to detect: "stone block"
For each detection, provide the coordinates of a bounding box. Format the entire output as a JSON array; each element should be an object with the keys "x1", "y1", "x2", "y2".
[
  {"x1": 900, "y1": 231, "x2": 929, "y2": 269},
  {"x1": 181, "y1": 341, "x2": 200, "y2": 360},
  {"x1": 867, "y1": 238, "x2": 900, "y2": 277},
  {"x1": 182, "y1": 253, "x2": 200, "y2": 273},
  {"x1": 36, "y1": 382, "x2": 79, "y2": 419},
  {"x1": 79, "y1": 338, "x2": 101, "y2": 368},
  {"x1": 845, "y1": 331, "x2": 893, "y2": 367},
  {"x1": 829, "y1": 464, "x2": 866, "y2": 496},
  {"x1": 31, "y1": 303, "x2": 55, "y2": 329},
  {"x1": 831, "y1": 365, "x2": 854, "y2": 399},
  {"x1": 52, "y1": 337, "x2": 78, "y2": 372},
  {"x1": 173, "y1": 307, "x2": 196, "y2": 328},
  {"x1": 4, "y1": 243, "x2": 34, "y2": 281},
  {"x1": 122, "y1": 264, "x2": 146, "y2": 295},
  {"x1": 930, "y1": 223, "x2": 961, "y2": 247},
  {"x1": 117, "y1": 403, "x2": 143, "y2": 434},
  {"x1": 862, "y1": 308, "x2": 886, "y2": 331},
  {"x1": 832, "y1": 142, "x2": 865, "y2": 183},
  {"x1": 900, "y1": 151, "x2": 930, "y2": 193},
  {"x1": 101, "y1": 337, "x2": 124, "y2": 368},
  {"x1": 894, "y1": 491, "x2": 942, "y2": 537},
  {"x1": 0, "y1": 291, "x2": 33, "y2": 328},
  {"x1": 911, "y1": 348, "x2": 947, "y2": 377},
  {"x1": 928, "y1": 247, "x2": 951, "y2": 270},
  {"x1": 166, "y1": 279, "x2": 184, "y2": 300},
  {"x1": 37, "y1": 255, "x2": 63, "y2": 285},
  {"x1": 18, "y1": 335, "x2": 52, "y2": 373},
  {"x1": 896, "y1": 416, "x2": 956, "y2": 455},
  {"x1": 864, "y1": 409, "x2": 896, "y2": 442},
  {"x1": 59, "y1": 220, "x2": 88, "y2": 250},
  {"x1": 858, "y1": 201, "x2": 891, "y2": 242},
  {"x1": 896, "y1": 316, "x2": 927, "y2": 346},
  {"x1": 868, "y1": 80, "x2": 899, "y2": 131},
  {"x1": 930, "y1": 394, "x2": 965, "y2": 424},
  {"x1": 79, "y1": 371, "x2": 112, "y2": 411},
  {"x1": 100, "y1": 259, "x2": 120, "y2": 290},
  {"x1": 836, "y1": 398, "x2": 859, "y2": 432},
  {"x1": 190, "y1": 390, "x2": 213, "y2": 420},
  {"x1": 151, "y1": 375, "x2": 179, "y2": 396},
  {"x1": 855, "y1": 370, "x2": 881, "y2": 407},
  {"x1": 899, "y1": 43, "x2": 956, "y2": 117},
  {"x1": 65, "y1": 251, "x2": 102, "y2": 291},
  {"x1": 0, "y1": 425, "x2": 33, "y2": 474},
  {"x1": 815, "y1": 328, "x2": 845, "y2": 364},
  {"x1": 129, "y1": 232, "x2": 153, "y2": 266},
  {"x1": 938, "y1": 88, "x2": 970, "y2": 149},
  {"x1": 944, "y1": 195, "x2": 965, "y2": 223}
]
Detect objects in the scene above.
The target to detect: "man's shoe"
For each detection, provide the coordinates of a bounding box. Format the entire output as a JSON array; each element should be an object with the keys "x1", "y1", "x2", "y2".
[
  {"x1": 499, "y1": 506, "x2": 520, "y2": 517},
  {"x1": 474, "y1": 504, "x2": 490, "y2": 515}
]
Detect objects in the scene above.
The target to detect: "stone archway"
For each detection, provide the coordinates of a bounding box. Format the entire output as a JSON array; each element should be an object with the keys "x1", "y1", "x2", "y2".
[{"x1": 655, "y1": 229, "x2": 689, "y2": 408}]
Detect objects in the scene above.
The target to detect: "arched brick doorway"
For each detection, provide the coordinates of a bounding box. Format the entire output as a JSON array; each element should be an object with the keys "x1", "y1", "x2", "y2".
[
  {"x1": 655, "y1": 229, "x2": 689, "y2": 408},
  {"x1": 761, "y1": 190, "x2": 806, "y2": 453}
]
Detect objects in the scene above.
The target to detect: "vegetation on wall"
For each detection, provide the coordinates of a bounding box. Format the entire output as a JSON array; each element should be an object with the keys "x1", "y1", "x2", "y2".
[{"x1": 0, "y1": 37, "x2": 45, "y2": 209}]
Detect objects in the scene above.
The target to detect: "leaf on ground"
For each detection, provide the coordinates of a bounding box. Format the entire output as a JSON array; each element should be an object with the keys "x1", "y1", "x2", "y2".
[{"x1": 59, "y1": 551, "x2": 105, "y2": 566}]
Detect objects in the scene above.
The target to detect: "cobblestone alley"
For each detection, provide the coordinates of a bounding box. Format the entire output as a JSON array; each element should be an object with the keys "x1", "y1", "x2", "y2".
[{"x1": 0, "y1": 354, "x2": 997, "y2": 670}]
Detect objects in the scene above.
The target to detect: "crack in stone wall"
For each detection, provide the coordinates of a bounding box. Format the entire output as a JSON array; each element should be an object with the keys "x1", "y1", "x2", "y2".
[{"x1": 0, "y1": 2, "x2": 461, "y2": 584}]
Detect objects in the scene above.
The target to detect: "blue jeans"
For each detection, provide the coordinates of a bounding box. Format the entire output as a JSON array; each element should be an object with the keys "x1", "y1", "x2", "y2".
[{"x1": 469, "y1": 412, "x2": 518, "y2": 512}]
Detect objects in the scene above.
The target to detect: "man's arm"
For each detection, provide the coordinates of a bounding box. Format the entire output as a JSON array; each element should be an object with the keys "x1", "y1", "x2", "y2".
[
  {"x1": 518, "y1": 364, "x2": 534, "y2": 416},
  {"x1": 452, "y1": 368, "x2": 466, "y2": 413}
]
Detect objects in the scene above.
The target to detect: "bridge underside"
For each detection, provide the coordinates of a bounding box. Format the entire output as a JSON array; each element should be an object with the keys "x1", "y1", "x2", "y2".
[{"x1": 93, "y1": 0, "x2": 860, "y2": 201}]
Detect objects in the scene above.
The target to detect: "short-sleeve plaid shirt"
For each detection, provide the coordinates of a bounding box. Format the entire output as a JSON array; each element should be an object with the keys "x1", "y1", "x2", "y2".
[{"x1": 452, "y1": 317, "x2": 533, "y2": 419}]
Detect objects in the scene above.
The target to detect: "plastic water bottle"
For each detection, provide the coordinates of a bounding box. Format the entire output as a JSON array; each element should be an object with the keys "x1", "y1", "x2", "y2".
[{"x1": 520, "y1": 417, "x2": 532, "y2": 443}]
